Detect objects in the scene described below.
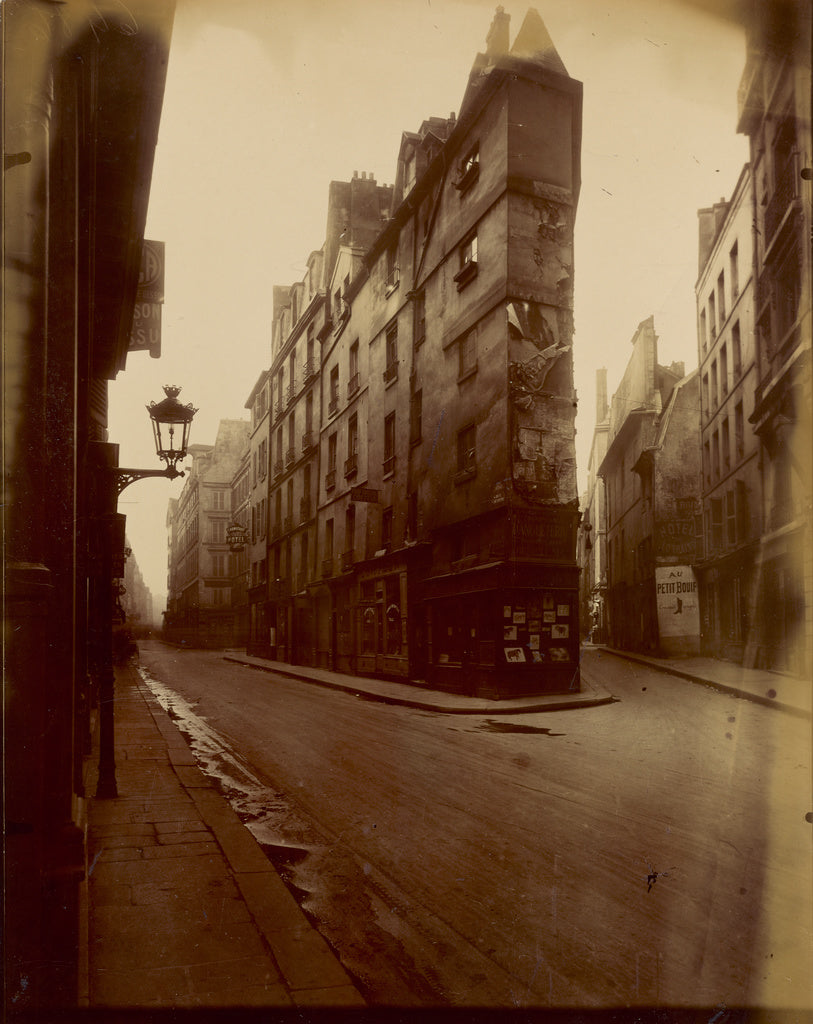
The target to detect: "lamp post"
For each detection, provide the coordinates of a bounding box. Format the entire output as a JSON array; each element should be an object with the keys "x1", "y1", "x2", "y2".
[{"x1": 93, "y1": 386, "x2": 197, "y2": 798}]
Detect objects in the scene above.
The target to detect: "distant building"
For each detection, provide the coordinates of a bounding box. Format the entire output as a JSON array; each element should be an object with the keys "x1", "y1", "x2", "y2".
[
  {"x1": 598, "y1": 317, "x2": 702, "y2": 656},
  {"x1": 165, "y1": 420, "x2": 250, "y2": 646},
  {"x1": 119, "y1": 539, "x2": 154, "y2": 630},
  {"x1": 230, "y1": 447, "x2": 251, "y2": 646},
  {"x1": 250, "y1": 8, "x2": 584, "y2": 697},
  {"x1": 693, "y1": 167, "x2": 761, "y2": 663},
  {"x1": 244, "y1": 368, "x2": 272, "y2": 653},
  {"x1": 737, "y1": 0, "x2": 812, "y2": 675},
  {"x1": 577, "y1": 369, "x2": 610, "y2": 643}
]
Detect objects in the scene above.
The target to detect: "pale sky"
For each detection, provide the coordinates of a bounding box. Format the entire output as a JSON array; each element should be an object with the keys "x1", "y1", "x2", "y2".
[{"x1": 109, "y1": 0, "x2": 749, "y2": 612}]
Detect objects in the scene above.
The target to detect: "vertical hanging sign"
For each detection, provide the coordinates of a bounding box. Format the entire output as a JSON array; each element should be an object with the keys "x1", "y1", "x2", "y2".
[{"x1": 129, "y1": 240, "x2": 165, "y2": 358}]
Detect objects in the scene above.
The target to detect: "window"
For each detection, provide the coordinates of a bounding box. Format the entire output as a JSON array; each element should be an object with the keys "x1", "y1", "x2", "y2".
[
  {"x1": 717, "y1": 271, "x2": 726, "y2": 327},
  {"x1": 348, "y1": 341, "x2": 359, "y2": 397},
  {"x1": 409, "y1": 389, "x2": 422, "y2": 445},
  {"x1": 287, "y1": 413, "x2": 295, "y2": 465},
  {"x1": 326, "y1": 433, "x2": 337, "y2": 490},
  {"x1": 385, "y1": 244, "x2": 399, "y2": 294},
  {"x1": 210, "y1": 519, "x2": 225, "y2": 543},
  {"x1": 699, "y1": 309, "x2": 707, "y2": 353},
  {"x1": 404, "y1": 149, "x2": 416, "y2": 195},
  {"x1": 299, "y1": 531, "x2": 309, "y2": 587},
  {"x1": 712, "y1": 429, "x2": 720, "y2": 478},
  {"x1": 735, "y1": 402, "x2": 744, "y2": 460},
  {"x1": 384, "y1": 320, "x2": 398, "y2": 384},
  {"x1": 455, "y1": 232, "x2": 478, "y2": 289},
  {"x1": 709, "y1": 293, "x2": 716, "y2": 339},
  {"x1": 407, "y1": 491, "x2": 418, "y2": 540},
  {"x1": 384, "y1": 412, "x2": 396, "y2": 476},
  {"x1": 345, "y1": 504, "x2": 355, "y2": 558},
  {"x1": 732, "y1": 321, "x2": 742, "y2": 378},
  {"x1": 346, "y1": 414, "x2": 359, "y2": 477},
  {"x1": 286, "y1": 479, "x2": 294, "y2": 531},
  {"x1": 458, "y1": 327, "x2": 477, "y2": 380},
  {"x1": 703, "y1": 440, "x2": 711, "y2": 484},
  {"x1": 720, "y1": 343, "x2": 728, "y2": 396},
  {"x1": 711, "y1": 360, "x2": 718, "y2": 408},
  {"x1": 726, "y1": 490, "x2": 736, "y2": 546},
  {"x1": 456, "y1": 424, "x2": 476, "y2": 480},
  {"x1": 413, "y1": 291, "x2": 426, "y2": 349},
  {"x1": 708, "y1": 497, "x2": 720, "y2": 552},
  {"x1": 455, "y1": 143, "x2": 480, "y2": 192},
  {"x1": 382, "y1": 507, "x2": 393, "y2": 550},
  {"x1": 305, "y1": 390, "x2": 313, "y2": 435},
  {"x1": 329, "y1": 365, "x2": 339, "y2": 415},
  {"x1": 722, "y1": 416, "x2": 731, "y2": 471},
  {"x1": 730, "y1": 242, "x2": 739, "y2": 300},
  {"x1": 325, "y1": 518, "x2": 334, "y2": 561},
  {"x1": 702, "y1": 373, "x2": 710, "y2": 418}
]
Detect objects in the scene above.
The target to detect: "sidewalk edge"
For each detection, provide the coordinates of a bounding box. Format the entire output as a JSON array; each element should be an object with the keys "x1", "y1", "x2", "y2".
[
  {"x1": 598, "y1": 647, "x2": 811, "y2": 718},
  {"x1": 222, "y1": 655, "x2": 616, "y2": 714}
]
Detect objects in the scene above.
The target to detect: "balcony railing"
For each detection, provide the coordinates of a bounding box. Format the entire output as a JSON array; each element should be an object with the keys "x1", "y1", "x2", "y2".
[
  {"x1": 347, "y1": 372, "x2": 360, "y2": 398},
  {"x1": 273, "y1": 459, "x2": 284, "y2": 479},
  {"x1": 328, "y1": 396, "x2": 338, "y2": 417},
  {"x1": 303, "y1": 360, "x2": 317, "y2": 383},
  {"x1": 341, "y1": 550, "x2": 354, "y2": 572},
  {"x1": 321, "y1": 557, "x2": 334, "y2": 578},
  {"x1": 325, "y1": 469, "x2": 336, "y2": 490},
  {"x1": 283, "y1": 515, "x2": 293, "y2": 534},
  {"x1": 383, "y1": 362, "x2": 398, "y2": 385},
  {"x1": 286, "y1": 382, "x2": 298, "y2": 407},
  {"x1": 285, "y1": 446, "x2": 296, "y2": 467},
  {"x1": 344, "y1": 454, "x2": 358, "y2": 477},
  {"x1": 301, "y1": 430, "x2": 315, "y2": 453}
]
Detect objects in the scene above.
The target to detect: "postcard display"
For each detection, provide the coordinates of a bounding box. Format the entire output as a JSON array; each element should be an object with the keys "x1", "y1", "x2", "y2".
[{"x1": 502, "y1": 591, "x2": 575, "y2": 666}]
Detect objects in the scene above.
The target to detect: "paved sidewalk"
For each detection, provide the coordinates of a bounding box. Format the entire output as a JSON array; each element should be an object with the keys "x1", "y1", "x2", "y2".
[
  {"x1": 222, "y1": 652, "x2": 616, "y2": 713},
  {"x1": 82, "y1": 662, "x2": 365, "y2": 1010},
  {"x1": 592, "y1": 644, "x2": 811, "y2": 717}
]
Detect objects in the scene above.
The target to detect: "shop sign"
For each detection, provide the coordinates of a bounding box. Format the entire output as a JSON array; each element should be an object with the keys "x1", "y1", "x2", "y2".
[
  {"x1": 350, "y1": 485, "x2": 379, "y2": 503},
  {"x1": 129, "y1": 240, "x2": 164, "y2": 357},
  {"x1": 655, "y1": 517, "x2": 696, "y2": 557}
]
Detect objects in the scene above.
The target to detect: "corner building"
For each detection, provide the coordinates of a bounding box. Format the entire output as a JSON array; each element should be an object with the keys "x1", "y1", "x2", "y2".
[{"x1": 272, "y1": 9, "x2": 583, "y2": 697}]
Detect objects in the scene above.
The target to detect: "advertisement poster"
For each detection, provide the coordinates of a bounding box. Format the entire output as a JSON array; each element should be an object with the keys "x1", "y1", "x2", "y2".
[{"x1": 655, "y1": 565, "x2": 700, "y2": 638}]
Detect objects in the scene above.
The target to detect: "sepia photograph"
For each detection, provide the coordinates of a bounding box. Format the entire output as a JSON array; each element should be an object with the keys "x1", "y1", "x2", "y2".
[{"x1": 3, "y1": 0, "x2": 811, "y2": 1019}]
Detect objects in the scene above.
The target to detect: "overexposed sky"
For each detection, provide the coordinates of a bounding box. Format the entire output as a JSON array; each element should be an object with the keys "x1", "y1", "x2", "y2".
[{"x1": 109, "y1": 0, "x2": 749, "y2": 610}]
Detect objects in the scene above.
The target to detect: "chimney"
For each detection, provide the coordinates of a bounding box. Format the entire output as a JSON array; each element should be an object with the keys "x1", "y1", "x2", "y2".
[
  {"x1": 485, "y1": 6, "x2": 510, "y2": 61},
  {"x1": 596, "y1": 368, "x2": 608, "y2": 423}
]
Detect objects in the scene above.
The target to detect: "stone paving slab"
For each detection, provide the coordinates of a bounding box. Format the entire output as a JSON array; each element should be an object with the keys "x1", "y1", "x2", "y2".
[{"x1": 82, "y1": 661, "x2": 365, "y2": 1009}]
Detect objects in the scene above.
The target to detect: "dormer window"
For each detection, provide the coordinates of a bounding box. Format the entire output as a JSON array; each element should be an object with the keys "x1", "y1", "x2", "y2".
[
  {"x1": 454, "y1": 143, "x2": 479, "y2": 193},
  {"x1": 404, "y1": 149, "x2": 417, "y2": 196}
]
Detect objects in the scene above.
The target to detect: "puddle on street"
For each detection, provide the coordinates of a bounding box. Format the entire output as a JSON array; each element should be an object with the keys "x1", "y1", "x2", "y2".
[{"x1": 477, "y1": 720, "x2": 565, "y2": 736}]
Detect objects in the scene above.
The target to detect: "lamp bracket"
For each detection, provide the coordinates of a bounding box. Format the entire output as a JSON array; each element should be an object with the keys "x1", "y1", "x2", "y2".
[{"x1": 114, "y1": 466, "x2": 183, "y2": 496}]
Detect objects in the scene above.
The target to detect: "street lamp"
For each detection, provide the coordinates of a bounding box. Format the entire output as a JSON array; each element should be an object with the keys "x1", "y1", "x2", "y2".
[{"x1": 93, "y1": 386, "x2": 197, "y2": 798}]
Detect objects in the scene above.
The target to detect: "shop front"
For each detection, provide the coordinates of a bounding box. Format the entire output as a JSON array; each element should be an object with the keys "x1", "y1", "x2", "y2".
[{"x1": 421, "y1": 561, "x2": 580, "y2": 698}]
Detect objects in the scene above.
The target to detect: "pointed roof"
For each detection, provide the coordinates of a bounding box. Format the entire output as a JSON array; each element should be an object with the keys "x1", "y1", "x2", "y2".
[{"x1": 509, "y1": 8, "x2": 568, "y2": 76}]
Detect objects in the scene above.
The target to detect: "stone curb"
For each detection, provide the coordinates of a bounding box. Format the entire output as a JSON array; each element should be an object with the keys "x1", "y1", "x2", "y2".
[
  {"x1": 597, "y1": 647, "x2": 811, "y2": 718},
  {"x1": 222, "y1": 655, "x2": 618, "y2": 715}
]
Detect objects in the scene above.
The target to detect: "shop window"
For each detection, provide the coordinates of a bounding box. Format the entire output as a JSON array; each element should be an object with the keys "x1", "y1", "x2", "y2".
[{"x1": 385, "y1": 576, "x2": 401, "y2": 655}]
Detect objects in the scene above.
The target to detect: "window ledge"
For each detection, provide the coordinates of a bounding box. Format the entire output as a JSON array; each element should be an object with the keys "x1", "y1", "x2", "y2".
[
  {"x1": 457, "y1": 364, "x2": 478, "y2": 385},
  {"x1": 454, "y1": 467, "x2": 476, "y2": 485},
  {"x1": 454, "y1": 260, "x2": 478, "y2": 291}
]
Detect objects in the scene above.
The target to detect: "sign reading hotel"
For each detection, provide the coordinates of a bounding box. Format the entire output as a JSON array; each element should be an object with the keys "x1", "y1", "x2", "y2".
[
  {"x1": 129, "y1": 239, "x2": 164, "y2": 358},
  {"x1": 655, "y1": 565, "x2": 699, "y2": 639}
]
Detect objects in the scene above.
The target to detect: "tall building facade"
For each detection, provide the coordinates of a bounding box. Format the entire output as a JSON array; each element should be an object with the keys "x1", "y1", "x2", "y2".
[
  {"x1": 694, "y1": 168, "x2": 762, "y2": 662},
  {"x1": 578, "y1": 369, "x2": 610, "y2": 643},
  {"x1": 598, "y1": 318, "x2": 702, "y2": 657},
  {"x1": 737, "y1": 0, "x2": 812, "y2": 675},
  {"x1": 248, "y1": 9, "x2": 583, "y2": 697},
  {"x1": 4, "y1": 0, "x2": 175, "y2": 1007},
  {"x1": 165, "y1": 420, "x2": 249, "y2": 646}
]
